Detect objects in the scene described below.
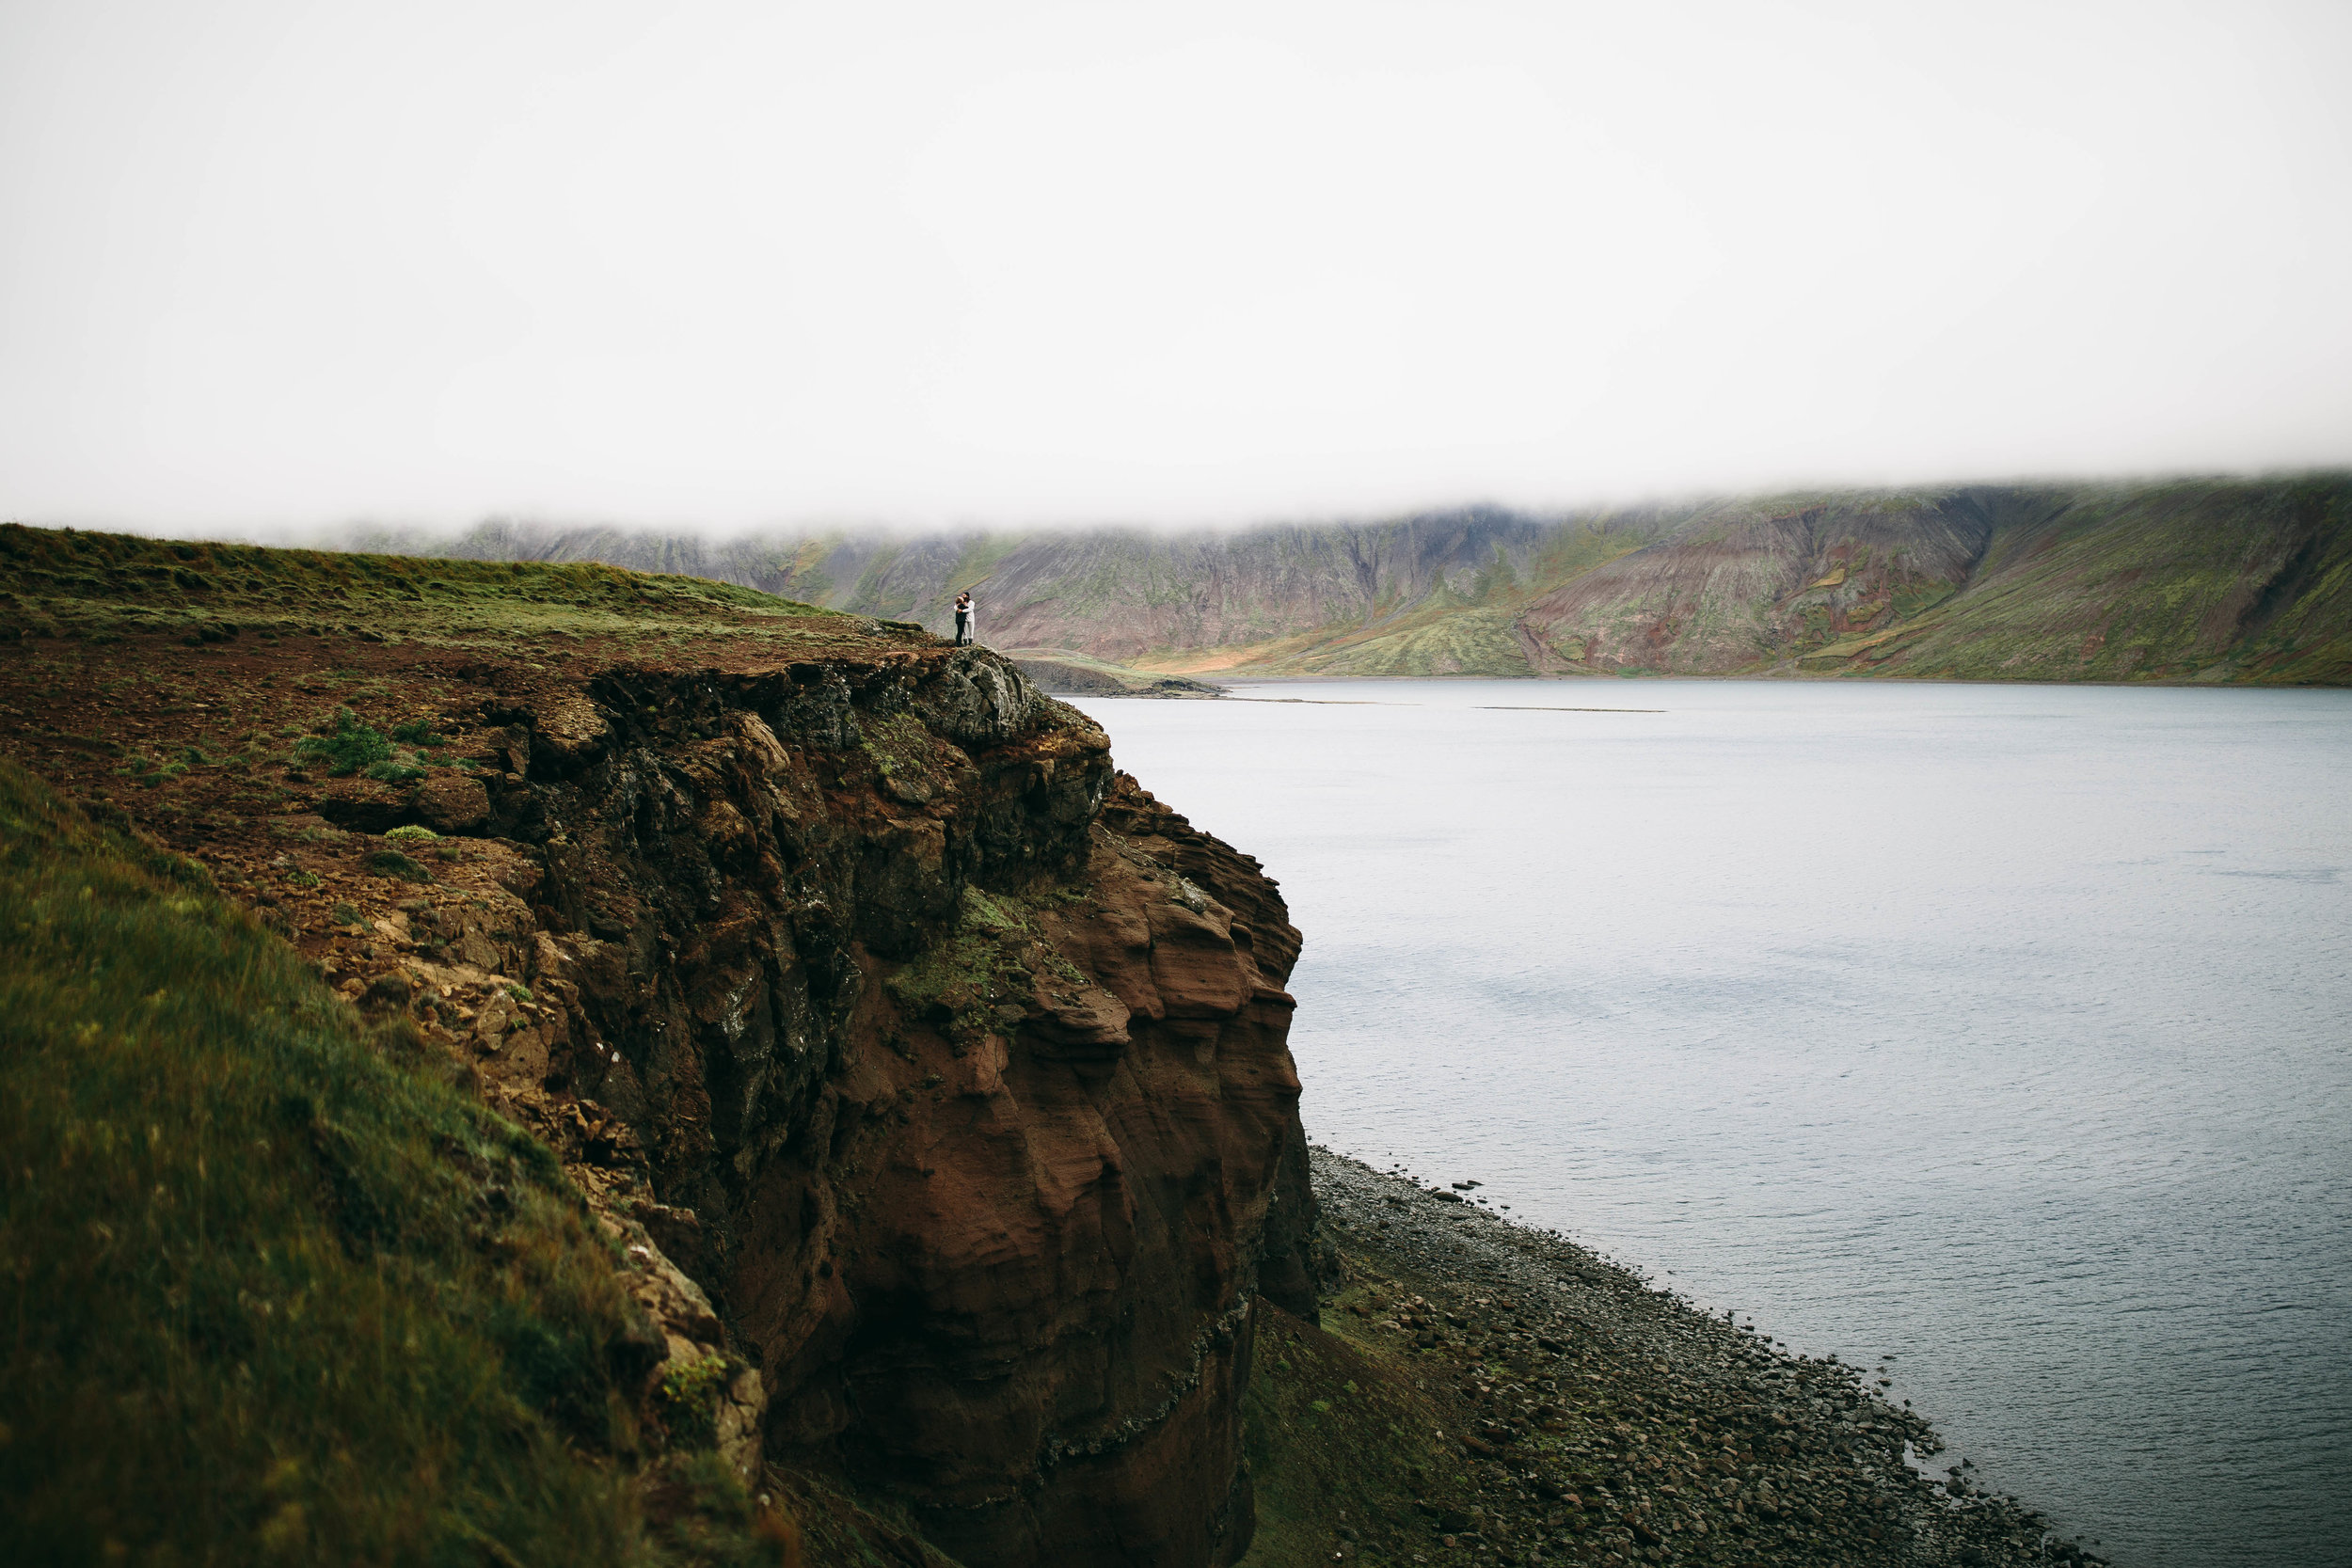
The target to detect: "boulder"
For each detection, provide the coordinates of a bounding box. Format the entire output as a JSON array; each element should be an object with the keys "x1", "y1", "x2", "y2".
[
  {"x1": 531, "y1": 692, "x2": 611, "y2": 772},
  {"x1": 413, "y1": 773, "x2": 492, "y2": 833}
]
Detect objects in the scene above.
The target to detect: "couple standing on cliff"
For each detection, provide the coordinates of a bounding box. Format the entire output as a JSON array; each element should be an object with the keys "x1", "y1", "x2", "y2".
[{"x1": 953, "y1": 590, "x2": 977, "y2": 646}]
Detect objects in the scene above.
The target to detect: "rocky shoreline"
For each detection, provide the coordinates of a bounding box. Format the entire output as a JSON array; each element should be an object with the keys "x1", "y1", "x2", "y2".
[{"x1": 1294, "y1": 1148, "x2": 2106, "y2": 1568}]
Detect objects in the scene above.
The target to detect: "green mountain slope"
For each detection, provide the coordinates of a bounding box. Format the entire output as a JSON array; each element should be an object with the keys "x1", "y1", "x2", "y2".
[{"x1": 1795, "y1": 479, "x2": 2352, "y2": 683}]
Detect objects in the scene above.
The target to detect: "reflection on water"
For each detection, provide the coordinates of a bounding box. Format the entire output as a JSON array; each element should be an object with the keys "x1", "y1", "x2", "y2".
[{"x1": 1073, "y1": 679, "x2": 2352, "y2": 1568}]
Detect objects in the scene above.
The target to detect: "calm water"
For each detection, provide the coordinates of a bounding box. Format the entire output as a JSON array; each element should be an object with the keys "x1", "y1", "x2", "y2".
[{"x1": 1071, "y1": 679, "x2": 2352, "y2": 1568}]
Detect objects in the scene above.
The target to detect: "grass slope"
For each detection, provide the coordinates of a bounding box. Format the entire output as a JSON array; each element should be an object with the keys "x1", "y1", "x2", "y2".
[
  {"x1": 1841, "y1": 479, "x2": 2352, "y2": 683},
  {"x1": 1232, "y1": 606, "x2": 1534, "y2": 678},
  {"x1": 0, "y1": 523, "x2": 863, "y2": 662},
  {"x1": 0, "y1": 761, "x2": 789, "y2": 1567}
]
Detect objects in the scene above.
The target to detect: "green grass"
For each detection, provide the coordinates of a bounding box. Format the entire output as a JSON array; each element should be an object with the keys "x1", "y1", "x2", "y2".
[
  {"x1": 857, "y1": 711, "x2": 942, "y2": 783},
  {"x1": 0, "y1": 522, "x2": 850, "y2": 657},
  {"x1": 366, "y1": 755, "x2": 430, "y2": 785},
  {"x1": 0, "y1": 760, "x2": 783, "y2": 1566},
  {"x1": 882, "y1": 885, "x2": 1087, "y2": 1040},
  {"x1": 364, "y1": 847, "x2": 434, "y2": 883},
  {"x1": 883, "y1": 890, "x2": 1031, "y2": 1037},
  {"x1": 294, "y1": 707, "x2": 391, "y2": 776},
  {"x1": 1242, "y1": 605, "x2": 1533, "y2": 678}
]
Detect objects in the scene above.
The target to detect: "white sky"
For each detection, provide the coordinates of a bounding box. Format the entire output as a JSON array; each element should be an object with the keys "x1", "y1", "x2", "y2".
[{"x1": 3, "y1": 0, "x2": 2349, "y2": 532}]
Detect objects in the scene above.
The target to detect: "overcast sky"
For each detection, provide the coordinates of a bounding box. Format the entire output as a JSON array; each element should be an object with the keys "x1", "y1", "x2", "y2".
[{"x1": 3, "y1": 0, "x2": 2348, "y2": 533}]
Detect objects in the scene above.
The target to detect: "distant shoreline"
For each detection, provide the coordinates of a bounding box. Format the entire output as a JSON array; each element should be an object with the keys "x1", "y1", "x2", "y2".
[{"x1": 1093, "y1": 671, "x2": 2352, "y2": 693}]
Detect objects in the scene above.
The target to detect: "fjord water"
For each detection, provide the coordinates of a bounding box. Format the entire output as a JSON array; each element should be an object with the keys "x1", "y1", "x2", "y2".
[{"x1": 1071, "y1": 680, "x2": 2351, "y2": 1568}]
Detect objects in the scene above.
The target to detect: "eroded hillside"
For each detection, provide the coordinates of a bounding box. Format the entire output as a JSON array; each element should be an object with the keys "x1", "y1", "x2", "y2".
[{"x1": 0, "y1": 525, "x2": 1317, "y2": 1566}]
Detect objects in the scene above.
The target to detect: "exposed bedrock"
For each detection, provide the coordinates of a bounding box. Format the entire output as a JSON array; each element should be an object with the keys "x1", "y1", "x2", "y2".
[{"x1": 468, "y1": 645, "x2": 1315, "y2": 1566}]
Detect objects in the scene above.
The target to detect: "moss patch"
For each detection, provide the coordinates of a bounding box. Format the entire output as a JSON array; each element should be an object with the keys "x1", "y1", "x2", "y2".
[{"x1": 883, "y1": 886, "x2": 1044, "y2": 1037}]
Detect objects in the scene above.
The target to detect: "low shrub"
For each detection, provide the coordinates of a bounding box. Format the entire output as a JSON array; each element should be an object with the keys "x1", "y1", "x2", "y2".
[
  {"x1": 366, "y1": 848, "x2": 432, "y2": 883},
  {"x1": 658, "y1": 1354, "x2": 733, "y2": 1450},
  {"x1": 383, "y1": 824, "x2": 439, "y2": 842},
  {"x1": 365, "y1": 753, "x2": 428, "y2": 785},
  {"x1": 294, "y1": 707, "x2": 389, "y2": 777}
]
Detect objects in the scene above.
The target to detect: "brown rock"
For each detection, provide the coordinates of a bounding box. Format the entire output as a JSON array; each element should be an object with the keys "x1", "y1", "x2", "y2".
[
  {"x1": 531, "y1": 691, "x2": 610, "y2": 770},
  {"x1": 521, "y1": 705, "x2": 1314, "y2": 1567},
  {"x1": 1145, "y1": 897, "x2": 1251, "y2": 1019},
  {"x1": 453, "y1": 927, "x2": 500, "y2": 970},
  {"x1": 723, "y1": 773, "x2": 1313, "y2": 1567},
  {"x1": 412, "y1": 773, "x2": 491, "y2": 833}
]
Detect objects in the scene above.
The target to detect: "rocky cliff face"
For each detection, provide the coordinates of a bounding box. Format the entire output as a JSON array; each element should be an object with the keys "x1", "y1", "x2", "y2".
[
  {"x1": 0, "y1": 529, "x2": 1321, "y2": 1566},
  {"x1": 510, "y1": 654, "x2": 1319, "y2": 1565}
]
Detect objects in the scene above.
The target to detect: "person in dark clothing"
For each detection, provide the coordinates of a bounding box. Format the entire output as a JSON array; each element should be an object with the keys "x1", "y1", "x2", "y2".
[{"x1": 953, "y1": 590, "x2": 974, "y2": 645}]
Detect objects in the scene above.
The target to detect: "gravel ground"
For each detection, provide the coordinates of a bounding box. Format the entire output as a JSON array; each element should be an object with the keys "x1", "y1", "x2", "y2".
[{"x1": 1309, "y1": 1147, "x2": 2108, "y2": 1568}]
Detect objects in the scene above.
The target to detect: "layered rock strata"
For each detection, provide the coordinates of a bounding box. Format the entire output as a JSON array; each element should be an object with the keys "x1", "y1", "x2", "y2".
[{"x1": 434, "y1": 654, "x2": 1320, "y2": 1564}]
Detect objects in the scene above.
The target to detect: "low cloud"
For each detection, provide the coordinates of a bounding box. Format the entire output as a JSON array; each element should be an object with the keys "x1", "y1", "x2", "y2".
[{"x1": 4, "y1": 0, "x2": 2349, "y2": 531}]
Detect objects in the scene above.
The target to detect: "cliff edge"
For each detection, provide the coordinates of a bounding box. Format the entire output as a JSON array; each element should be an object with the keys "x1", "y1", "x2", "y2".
[{"x1": 0, "y1": 525, "x2": 1318, "y2": 1566}]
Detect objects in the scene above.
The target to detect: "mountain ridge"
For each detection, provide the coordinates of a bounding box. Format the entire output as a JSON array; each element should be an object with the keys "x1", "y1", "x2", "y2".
[{"x1": 345, "y1": 474, "x2": 2352, "y2": 685}]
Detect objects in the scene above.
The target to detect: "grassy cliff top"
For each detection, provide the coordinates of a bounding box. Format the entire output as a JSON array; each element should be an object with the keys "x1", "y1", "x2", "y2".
[{"x1": 0, "y1": 522, "x2": 930, "y2": 671}]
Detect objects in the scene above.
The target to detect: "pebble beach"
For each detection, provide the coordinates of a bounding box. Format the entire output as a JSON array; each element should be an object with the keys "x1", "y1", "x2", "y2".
[{"x1": 1301, "y1": 1148, "x2": 2104, "y2": 1567}]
